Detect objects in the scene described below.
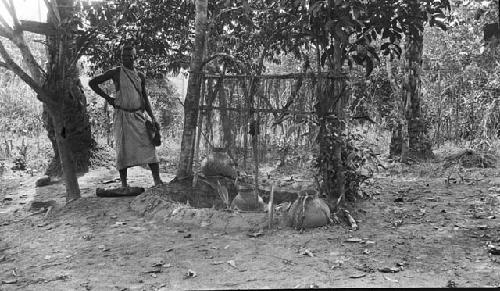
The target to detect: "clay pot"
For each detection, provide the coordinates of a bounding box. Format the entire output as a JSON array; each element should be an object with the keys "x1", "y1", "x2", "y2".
[
  {"x1": 288, "y1": 193, "x2": 330, "y2": 229},
  {"x1": 230, "y1": 184, "x2": 264, "y2": 211},
  {"x1": 201, "y1": 148, "x2": 237, "y2": 179}
]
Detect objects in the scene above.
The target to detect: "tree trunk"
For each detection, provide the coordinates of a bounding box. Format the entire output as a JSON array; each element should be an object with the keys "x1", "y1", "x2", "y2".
[
  {"x1": 385, "y1": 59, "x2": 408, "y2": 160},
  {"x1": 176, "y1": 0, "x2": 207, "y2": 178},
  {"x1": 43, "y1": 0, "x2": 94, "y2": 177},
  {"x1": 403, "y1": 27, "x2": 434, "y2": 160},
  {"x1": 332, "y1": 41, "x2": 345, "y2": 205},
  {"x1": 389, "y1": 126, "x2": 402, "y2": 157},
  {"x1": 43, "y1": 79, "x2": 94, "y2": 176},
  {"x1": 315, "y1": 41, "x2": 345, "y2": 207},
  {"x1": 44, "y1": 0, "x2": 84, "y2": 200},
  {"x1": 219, "y1": 83, "x2": 233, "y2": 151},
  {"x1": 49, "y1": 107, "x2": 80, "y2": 202}
]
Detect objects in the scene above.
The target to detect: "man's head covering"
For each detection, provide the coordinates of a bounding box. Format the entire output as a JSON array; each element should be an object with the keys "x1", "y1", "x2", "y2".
[{"x1": 120, "y1": 43, "x2": 137, "y2": 58}]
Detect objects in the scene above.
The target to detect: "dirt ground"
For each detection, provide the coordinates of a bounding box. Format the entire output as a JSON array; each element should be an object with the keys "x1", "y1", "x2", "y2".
[{"x1": 1, "y1": 158, "x2": 500, "y2": 290}]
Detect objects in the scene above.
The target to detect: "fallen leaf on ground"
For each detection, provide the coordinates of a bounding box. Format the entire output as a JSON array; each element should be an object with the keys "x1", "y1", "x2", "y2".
[
  {"x1": 300, "y1": 249, "x2": 314, "y2": 257},
  {"x1": 378, "y1": 266, "x2": 401, "y2": 273},
  {"x1": 165, "y1": 248, "x2": 173, "y2": 252},
  {"x1": 184, "y1": 269, "x2": 197, "y2": 279},
  {"x1": 392, "y1": 220, "x2": 403, "y2": 227},
  {"x1": 349, "y1": 272, "x2": 366, "y2": 278},
  {"x1": 345, "y1": 237, "x2": 363, "y2": 243},
  {"x1": 247, "y1": 231, "x2": 264, "y2": 238},
  {"x1": 97, "y1": 245, "x2": 110, "y2": 252},
  {"x1": 210, "y1": 261, "x2": 225, "y2": 265},
  {"x1": 151, "y1": 261, "x2": 164, "y2": 268},
  {"x1": 55, "y1": 274, "x2": 69, "y2": 281},
  {"x1": 146, "y1": 268, "x2": 162, "y2": 274},
  {"x1": 384, "y1": 276, "x2": 399, "y2": 283},
  {"x1": 1, "y1": 279, "x2": 17, "y2": 284},
  {"x1": 227, "y1": 260, "x2": 238, "y2": 268},
  {"x1": 488, "y1": 245, "x2": 500, "y2": 255}
]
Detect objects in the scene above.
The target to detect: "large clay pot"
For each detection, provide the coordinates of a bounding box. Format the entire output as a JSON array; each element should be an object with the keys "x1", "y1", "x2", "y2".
[
  {"x1": 201, "y1": 148, "x2": 237, "y2": 179},
  {"x1": 288, "y1": 193, "x2": 331, "y2": 229},
  {"x1": 230, "y1": 184, "x2": 264, "y2": 211}
]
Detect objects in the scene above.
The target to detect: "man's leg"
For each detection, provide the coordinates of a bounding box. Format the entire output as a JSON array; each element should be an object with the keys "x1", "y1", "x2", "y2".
[
  {"x1": 119, "y1": 168, "x2": 128, "y2": 188},
  {"x1": 149, "y1": 163, "x2": 163, "y2": 186}
]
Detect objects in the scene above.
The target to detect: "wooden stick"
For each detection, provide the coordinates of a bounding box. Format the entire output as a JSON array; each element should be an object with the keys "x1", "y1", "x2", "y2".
[
  {"x1": 199, "y1": 105, "x2": 315, "y2": 115},
  {"x1": 268, "y1": 185, "x2": 274, "y2": 229},
  {"x1": 203, "y1": 72, "x2": 348, "y2": 80}
]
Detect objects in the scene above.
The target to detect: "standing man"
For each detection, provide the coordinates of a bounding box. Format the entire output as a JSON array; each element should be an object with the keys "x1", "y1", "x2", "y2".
[{"x1": 89, "y1": 44, "x2": 163, "y2": 187}]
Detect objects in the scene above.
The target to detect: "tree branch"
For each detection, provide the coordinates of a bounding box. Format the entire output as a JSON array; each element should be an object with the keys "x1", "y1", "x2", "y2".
[
  {"x1": 0, "y1": 61, "x2": 8, "y2": 68},
  {"x1": 19, "y1": 20, "x2": 57, "y2": 35},
  {"x1": 0, "y1": 13, "x2": 13, "y2": 39},
  {"x1": 44, "y1": 0, "x2": 61, "y2": 25},
  {"x1": 0, "y1": 25, "x2": 12, "y2": 39},
  {"x1": 2, "y1": 0, "x2": 20, "y2": 29},
  {"x1": 0, "y1": 4, "x2": 43, "y2": 81},
  {"x1": 0, "y1": 40, "x2": 54, "y2": 107}
]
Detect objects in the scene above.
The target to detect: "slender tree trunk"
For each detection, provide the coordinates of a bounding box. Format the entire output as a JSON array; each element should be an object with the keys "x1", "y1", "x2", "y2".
[
  {"x1": 403, "y1": 25, "x2": 434, "y2": 160},
  {"x1": 315, "y1": 41, "x2": 346, "y2": 206},
  {"x1": 435, "y1": 70, "x2": 442, "y2": 145},
  {"x1": 176, "y1": 0, "x2": 207, "y2": 178},
  {"x1": 332, "y1": 41, "x2": 345, "y2": 204},
  {"x1": 386, "y1": 59, "x2": 406, "y2": 160},
  {"x1": 219, "y1": 85, "x2": 233, "y2": 151}
]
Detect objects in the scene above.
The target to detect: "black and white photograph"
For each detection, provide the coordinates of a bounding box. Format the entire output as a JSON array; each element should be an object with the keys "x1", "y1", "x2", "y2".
[{"x1": 1, "y1": 0, "x2": 500, "y2": 289}]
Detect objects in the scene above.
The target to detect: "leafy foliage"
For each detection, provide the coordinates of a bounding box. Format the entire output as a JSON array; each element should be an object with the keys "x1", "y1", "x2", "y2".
[{"x1": 81, "y1": 0, "x2": 194, "y2": 76}]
